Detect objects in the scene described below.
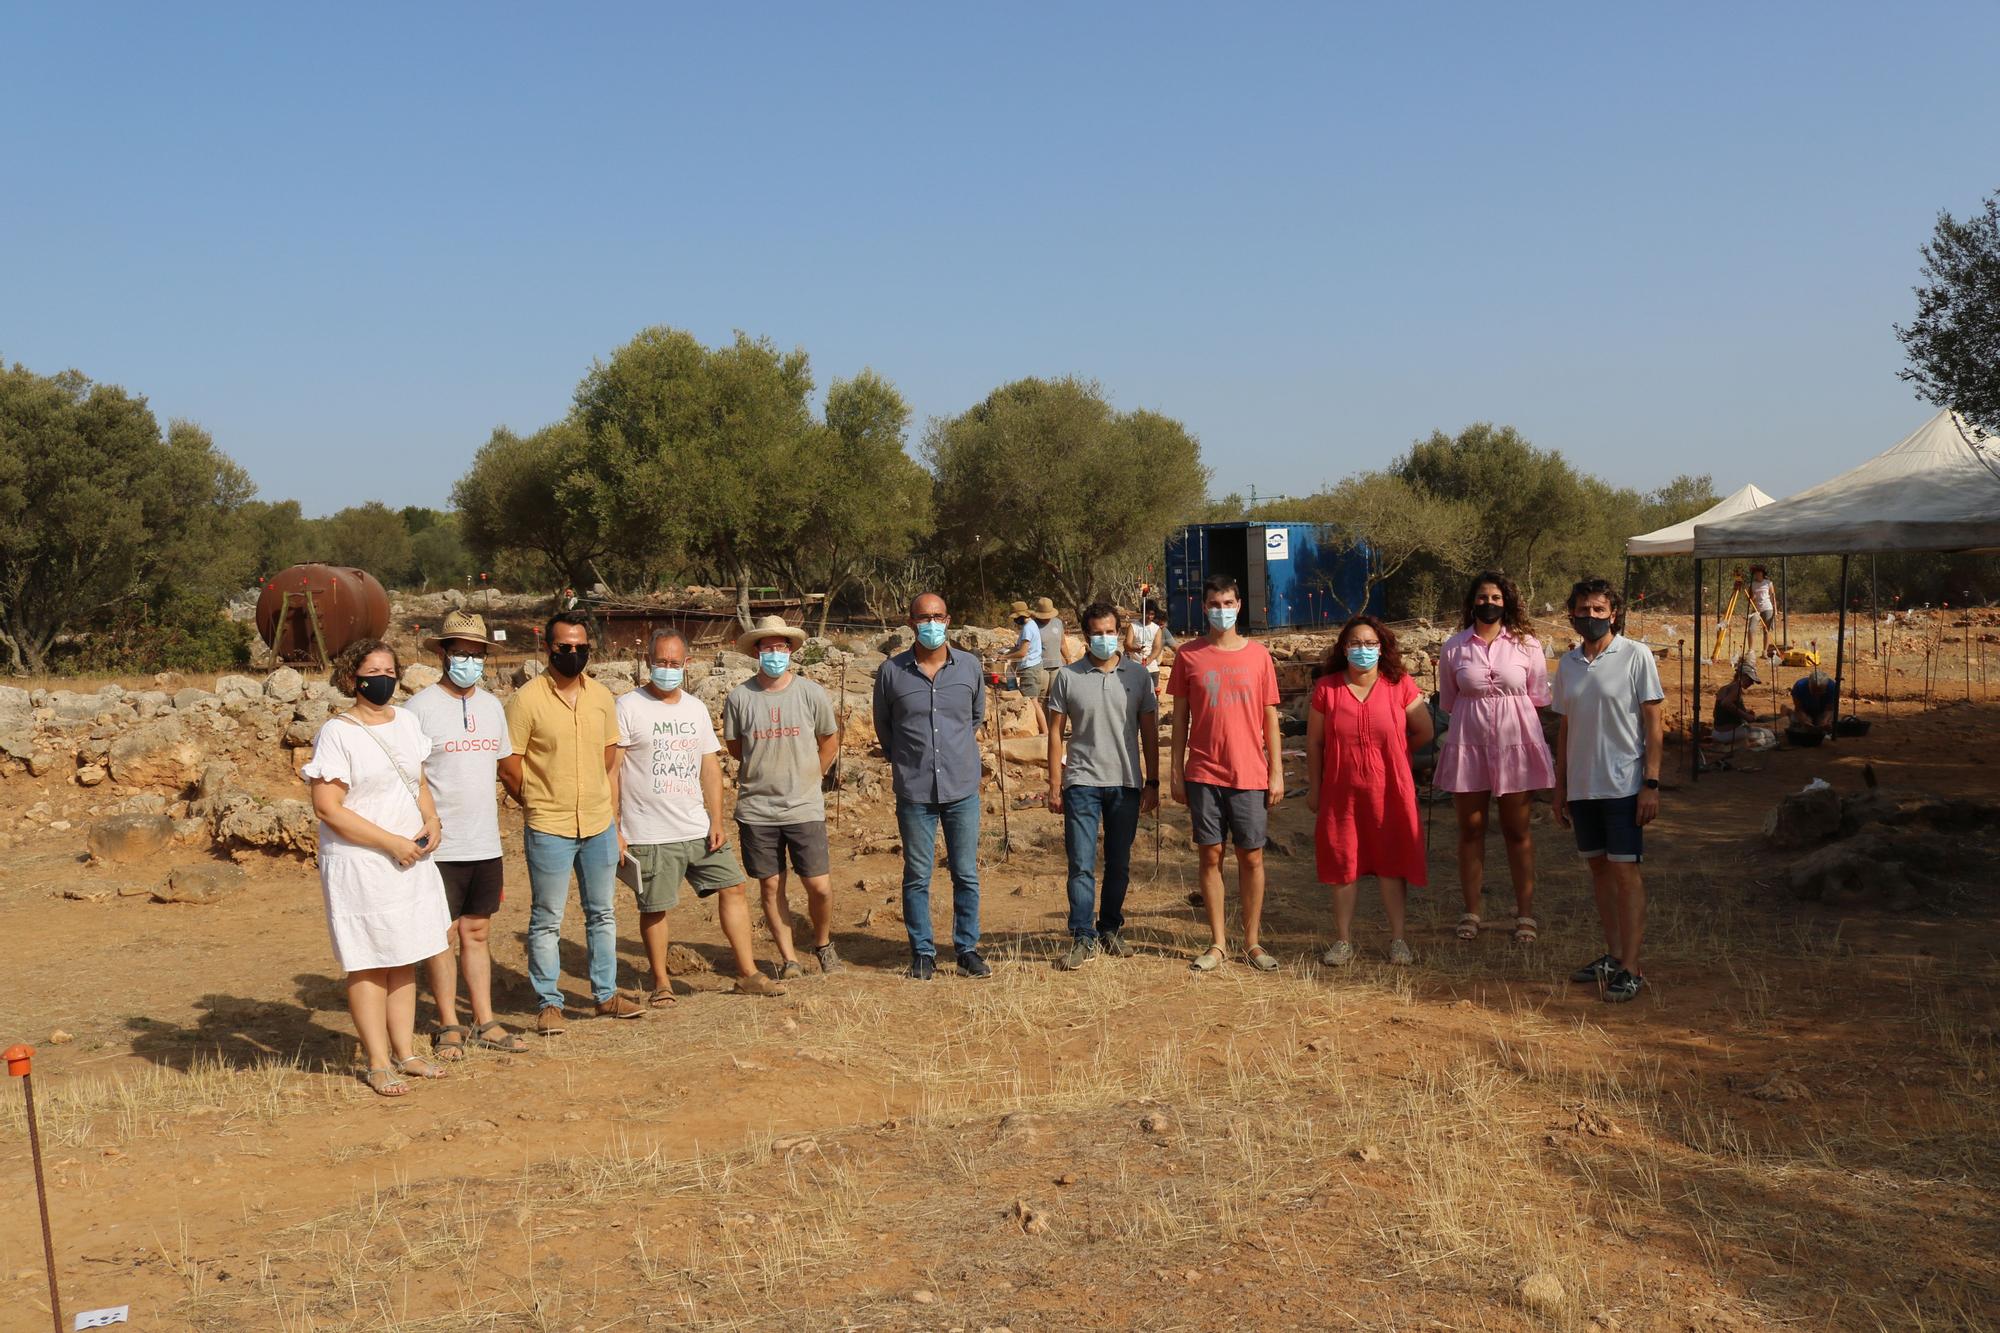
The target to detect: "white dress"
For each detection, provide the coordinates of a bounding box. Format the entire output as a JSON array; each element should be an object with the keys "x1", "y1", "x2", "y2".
[{"x1": 302, "y1": 709, "x2": 450, "y2": 972}]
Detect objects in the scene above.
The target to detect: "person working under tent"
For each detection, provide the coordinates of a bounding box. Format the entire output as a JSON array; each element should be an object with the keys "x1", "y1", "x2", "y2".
[{"x1": 1789, "y1": 668, "x2": 1839, "y2": 736}]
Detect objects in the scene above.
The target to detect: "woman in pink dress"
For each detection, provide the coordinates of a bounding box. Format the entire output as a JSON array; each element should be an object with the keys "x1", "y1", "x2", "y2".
[
  {"x1": 1307, "y1": 615, "x2": 1433, "y2": 966},
  {"x1": 1434, "y1": 572, "x2": 1554, "y2": 946}
]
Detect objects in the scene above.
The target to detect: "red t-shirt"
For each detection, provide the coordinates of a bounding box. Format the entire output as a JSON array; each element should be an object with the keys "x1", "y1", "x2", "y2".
[{"x1": 1168, "y1": 638, "x2": 1280, "y2": 790}]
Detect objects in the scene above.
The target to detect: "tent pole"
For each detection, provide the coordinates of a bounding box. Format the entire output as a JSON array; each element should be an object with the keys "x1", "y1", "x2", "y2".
[
  {"x1": 1833, "y1": 554, "x2": 1850, "y2": 741},
  {"x1": 1781, "y1": 557, "x2": 1790, "y2": 650},
  {"x1": 1696, "y1": 556, "x2": 1712, "y2": 784},
  {"x1": 1871, "y1": 555, "x2": 1879, "y2": 662}
]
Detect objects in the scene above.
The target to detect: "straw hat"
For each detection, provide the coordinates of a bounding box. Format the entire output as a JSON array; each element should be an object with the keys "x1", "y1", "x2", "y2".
[
  {"x1": 735, "y1": 615, "x2": 807, "y2": 657},
  {"x1": 422, "y1": 610, "x2": 497, "y2": 654},
  {"x1": 1030, "y1": 596, "x2": 1057, "y2": 618},
  {"x1": 1008, "y1": 600, "x2": 1031, "y2": 623}
]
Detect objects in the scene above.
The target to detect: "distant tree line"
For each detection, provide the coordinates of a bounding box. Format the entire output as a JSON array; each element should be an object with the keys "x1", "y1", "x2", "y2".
[{"x1": 5, "y1": 174, "x2": 1994, "y2": 678}]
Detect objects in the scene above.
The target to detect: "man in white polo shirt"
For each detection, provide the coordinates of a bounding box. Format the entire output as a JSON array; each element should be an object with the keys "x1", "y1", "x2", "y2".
[
  {"x1": 404, "y1": 611, "x2": 528, "y2": 1057},
  {"x1": 1551, "y1": 577, "x2": 1664, "y2": 1003}
]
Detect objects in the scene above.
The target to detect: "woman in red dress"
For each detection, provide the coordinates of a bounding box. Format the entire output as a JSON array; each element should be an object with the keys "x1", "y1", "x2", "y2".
[{"x1": 1306, "y1": 615, "x2": 1434, "y2": 966}]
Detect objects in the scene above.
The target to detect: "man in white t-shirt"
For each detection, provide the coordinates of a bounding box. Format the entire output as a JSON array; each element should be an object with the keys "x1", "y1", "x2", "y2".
[
  {"x1": 403, "y1": 612, "x2": 528, "y2": 1057},
  {"x1": 1550, "y1": 578, "x2": 1665, "y2": 1004},
  {"x1": 616, "y1": 628, "x2": 783, "y2": 999}
]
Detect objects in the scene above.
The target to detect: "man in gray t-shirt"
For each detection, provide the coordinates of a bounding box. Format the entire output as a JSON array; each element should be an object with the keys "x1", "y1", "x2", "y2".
[
  {"x1": 1032, "y1": 596, "x2": 1067, "y2": 668},
  {"x1": 1046, "y1": 602, "x2": 1160, "y2": 970},
  {"x1": 1550, "y1": 578, "x2": 1664, "y2": 1005},
  {"x1": 723, "y1": 618, "x2": 841, "y2": 978}
]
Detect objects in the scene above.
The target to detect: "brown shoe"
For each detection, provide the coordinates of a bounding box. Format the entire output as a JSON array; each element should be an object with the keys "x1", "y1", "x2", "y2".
[
  {"x1": 732, "y1": 972, "x2": 786, "y2": 997},
  {"x1": 536, "y1": 1005, "x2": 566, "y2": 1036},
  {"x1": 595, "y1": 994, "x2": 643, "y2": 1020}
]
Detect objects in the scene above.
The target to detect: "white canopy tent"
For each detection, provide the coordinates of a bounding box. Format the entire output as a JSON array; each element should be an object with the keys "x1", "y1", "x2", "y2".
[
  {"x1": 1622, "y1": 482, "x2": 1790, "y2": 661},
  {"x1": 1692, "y1": 410, "x2": 2000, "y2": 556},
  {"x1": 1677, "y1": 410, "x2": 2000, "y2": 780},
  {"x1": 1625, "y1": 483, "x2": 1778, "y2": 556}
]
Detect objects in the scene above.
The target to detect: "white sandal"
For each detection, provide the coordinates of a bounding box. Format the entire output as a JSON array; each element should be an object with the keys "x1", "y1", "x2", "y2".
[
  {"x1": 1514, "y1": 916, "x2": 1539, "y2": 944},
  {"x1": 1455, "y1": 913, "x2": 1481, "y2": 941}
]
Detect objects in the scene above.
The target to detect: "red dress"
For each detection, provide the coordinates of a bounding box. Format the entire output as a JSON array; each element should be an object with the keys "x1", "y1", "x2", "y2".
[{"x1": 1311, "y1": 671, "x2": 1427, "y2": 886}]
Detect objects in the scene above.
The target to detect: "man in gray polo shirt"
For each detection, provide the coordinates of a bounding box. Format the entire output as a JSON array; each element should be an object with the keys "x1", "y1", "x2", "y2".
[
  {"x1": 872, "y1": 591, "x2": 988, "y2": 979},
  {"x1": 1047, "y1": 601, "x2": 1159, "y2": 970},
  {"x1": 1551, "y1": 576, "x2": 1664, "y2": 1004}
]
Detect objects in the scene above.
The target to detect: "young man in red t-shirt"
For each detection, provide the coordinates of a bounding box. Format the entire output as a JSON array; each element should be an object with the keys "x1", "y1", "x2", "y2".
[{"x1": 1169, "y1": 575, "x2": 1284, "y2": 973}]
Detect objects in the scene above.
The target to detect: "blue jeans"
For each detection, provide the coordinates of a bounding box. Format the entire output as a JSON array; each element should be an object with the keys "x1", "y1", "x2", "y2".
[
  {"x1": 523, "y1": 823, "x2": 620, "y2": 1008},
  {"x1": 896, "y1": 794, "x2": 981, "y2": 959},
  {"x1": 1063, "y1": 785, "x2": 1142, "y2": 939}
]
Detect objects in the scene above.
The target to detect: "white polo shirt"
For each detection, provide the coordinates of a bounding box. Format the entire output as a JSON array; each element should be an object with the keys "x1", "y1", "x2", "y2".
[{"x1": 1550, "y1": 635, "x2": 1664, "y2": 801}]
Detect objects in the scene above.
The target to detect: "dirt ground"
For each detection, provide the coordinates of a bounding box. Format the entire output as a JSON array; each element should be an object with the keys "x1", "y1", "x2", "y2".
[{"x1": 2, "y1": 613, "x2": 1997, "y2": 1331}]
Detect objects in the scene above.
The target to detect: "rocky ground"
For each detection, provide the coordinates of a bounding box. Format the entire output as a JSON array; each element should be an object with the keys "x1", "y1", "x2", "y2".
[{"x1": 1, "y1": 613, "x2": 1995, "y2": 1330}]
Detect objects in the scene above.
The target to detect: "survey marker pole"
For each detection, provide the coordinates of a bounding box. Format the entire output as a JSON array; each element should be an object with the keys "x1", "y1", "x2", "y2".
[{"x1": 6, "y1": 1045, "x2": 61, "y2": 1332}]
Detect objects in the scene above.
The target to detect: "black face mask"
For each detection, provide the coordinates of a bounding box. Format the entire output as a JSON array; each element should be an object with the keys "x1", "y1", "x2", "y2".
[
  {"x1": 550, "y1": 645, "x2": 590, "y2": 677},
  {"x1": 356, "y1": 674, "x2": 397, "y2": 706},
  {"x1": 1570, "y1": 615, "x2": 1615, "y2": 642},
  {"x1": 1472, "y1": 603, "x2": 1505, "y2": 625}
]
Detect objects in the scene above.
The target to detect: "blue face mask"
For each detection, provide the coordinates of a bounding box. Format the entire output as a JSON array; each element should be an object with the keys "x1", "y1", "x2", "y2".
[
  {"x1": 1346, "y1": 644, "x2": 1382, "y2": 671},
  {"x1": 446, "y1": 655, "x2": 484, "y2": 688},
  {"x1": 650, "y1": 665, "x2": 684, "y2": 692},
  {"x1": 1088, "y1": 633, "x2": 1119, "y2": 661},
  {"x1": 1207, "y1": 606, "x2": 1238, "y2": 632},
  {"x1": 915, "y1": 621, "x2": 949, "y2": 650},
  {"x1": 759, "y1": 650, "x2": 791, "y2": 678}
]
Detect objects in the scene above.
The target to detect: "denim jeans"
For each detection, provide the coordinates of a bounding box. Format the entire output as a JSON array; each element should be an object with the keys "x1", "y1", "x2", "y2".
[
  {"x1": 1062, "y1": 785, "x2": 1142, "y2": 939},
  {"x1": 523, "y1": 823, "x2": 620, "y2": 1008},
  {"x1": 896, "y1": 794, "x2": 981, "y2": 958}
]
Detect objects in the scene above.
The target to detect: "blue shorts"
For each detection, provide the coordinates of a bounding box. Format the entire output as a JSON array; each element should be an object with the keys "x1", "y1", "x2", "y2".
[{"x1": 1569, "y1": 795, "x2": 1643, "y2": 863}]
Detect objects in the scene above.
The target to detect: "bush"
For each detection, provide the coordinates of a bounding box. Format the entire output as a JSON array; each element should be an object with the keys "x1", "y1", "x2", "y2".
[{"x1": 51, "y1": 593, "x2": 253, "y2": 675}]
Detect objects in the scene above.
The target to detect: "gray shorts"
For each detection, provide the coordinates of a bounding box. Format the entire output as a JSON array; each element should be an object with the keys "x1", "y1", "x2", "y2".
[
  {"x1": 1187, "y1": 781, "x2": 1268, "y2": 851},
  {"x1": 1016, "y1": 665, "x2": 1047, "y2": 700},
  {"x1": 627, "y1": 839, "x2": 743, "y2": 913},
  {"x1": 737, "y1": 820, "x2": 831, "y2": 880}
]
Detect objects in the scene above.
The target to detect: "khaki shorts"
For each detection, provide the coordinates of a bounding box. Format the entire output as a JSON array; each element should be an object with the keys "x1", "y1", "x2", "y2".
[
  {"x1": 1017, "y1": 665, "x2": 1047, "y2": 699},
  {"x1": 627, "y1": 839, "x2": 744, "y2": 913}
]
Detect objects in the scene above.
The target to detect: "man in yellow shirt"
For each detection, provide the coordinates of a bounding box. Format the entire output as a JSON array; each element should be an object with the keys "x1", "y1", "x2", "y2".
[{"x1": 500, "y1": 611, "x2": 642, "y2": 1033}]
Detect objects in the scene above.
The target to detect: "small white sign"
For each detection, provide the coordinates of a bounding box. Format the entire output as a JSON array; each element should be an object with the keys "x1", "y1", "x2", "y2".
[
  {"x1": 1265, "y1": 528, "x2": 1290, "y2": 561},
  {"x1": 491, "y1": 629, "x2": 508, "y2": 641},
  {"x1": 76, "y1": 1308, "x2": 130, "y2": 1330}
]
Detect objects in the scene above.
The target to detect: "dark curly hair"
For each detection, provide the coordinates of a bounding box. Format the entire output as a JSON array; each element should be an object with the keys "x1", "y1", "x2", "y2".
[
  {"x1": 329, "y1": 638, "x2": 401, "y2": 699},
  {"x1": 1318, "y1": 614, "x2": 1406, "y2": 682},
  {"x1": 1459, "y1": 570, "x2": 1534, "y2": 641}
]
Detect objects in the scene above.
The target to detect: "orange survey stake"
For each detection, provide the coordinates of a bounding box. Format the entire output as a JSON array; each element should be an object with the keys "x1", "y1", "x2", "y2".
[{"x1": 4, "y1": 1043, "x2": 31, "y2": 1076}]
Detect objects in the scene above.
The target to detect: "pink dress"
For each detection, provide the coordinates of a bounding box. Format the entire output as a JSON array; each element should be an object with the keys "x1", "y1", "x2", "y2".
[
  {"x1": 1311, "y1": 672, "x2": 1427, "y2": 886},
  {"x1": 1434, "y1": 627, "x2": 1555, "y2": 796}
]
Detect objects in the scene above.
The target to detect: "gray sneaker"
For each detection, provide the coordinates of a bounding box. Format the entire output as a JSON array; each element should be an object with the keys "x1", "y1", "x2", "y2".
[
  {"x1": 814, "y1": 942, "x2": 843, "y2": 974},
  {"x1": 777, "y1": 959, "x2": 804, "y2": 981},
  {"x1": 1320, "y1": 940, "x2": 1355, "y2": 967},
  {"x1": 1099, "y1": 931, "x2": 1134, "y2": 958},
  {"x1": 1059, "y1": 937, "x2": 1099, "y2": 971},
  {"x1": 1387, "y1": 939, "x2": 1414, "y2": 966}
]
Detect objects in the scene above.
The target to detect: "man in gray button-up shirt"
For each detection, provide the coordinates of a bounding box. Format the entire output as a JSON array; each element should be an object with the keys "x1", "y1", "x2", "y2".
[{"x1": 871, "y1": 592, "x2": 988, "y2": 979}]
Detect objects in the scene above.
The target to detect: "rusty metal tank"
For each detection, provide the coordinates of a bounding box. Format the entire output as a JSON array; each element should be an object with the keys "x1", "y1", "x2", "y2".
[{"x1": 255, "y1": 564, "x2": 392, "y2": 663}]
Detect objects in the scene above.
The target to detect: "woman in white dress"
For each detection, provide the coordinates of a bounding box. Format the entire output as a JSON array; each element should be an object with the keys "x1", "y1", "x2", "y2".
[{"x1": 303, "y1": 639, "x2": 451, "y2": 1097}]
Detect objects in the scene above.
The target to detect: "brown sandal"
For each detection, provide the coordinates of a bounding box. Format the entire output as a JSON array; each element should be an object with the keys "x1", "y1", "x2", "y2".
[
  {"x1": 432, "y1": 1025, "x2": 469, "y2": 1061},
  {"x1": 471, "y1": 1021, "x2": 527, "y2": 1053},
  {"x1": 647, "y1": 986, "x2": 677, "y2": 1009}
]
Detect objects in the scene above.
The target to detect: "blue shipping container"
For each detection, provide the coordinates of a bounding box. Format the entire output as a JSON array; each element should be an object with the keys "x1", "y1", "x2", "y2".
[{"x1": 1162, "y1": 522, "x2": 1378, "y2": 637}]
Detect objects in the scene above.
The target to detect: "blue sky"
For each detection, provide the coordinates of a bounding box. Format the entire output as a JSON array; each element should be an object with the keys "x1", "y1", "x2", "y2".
[{"x1": 3, "y1": 4, "x2": 1994, "y2": 514}]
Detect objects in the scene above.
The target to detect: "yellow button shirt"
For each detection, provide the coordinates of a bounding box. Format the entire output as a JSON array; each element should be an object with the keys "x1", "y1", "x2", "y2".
[{"x1": 505, "y1": 672, "x2": 620, "y2": 839}]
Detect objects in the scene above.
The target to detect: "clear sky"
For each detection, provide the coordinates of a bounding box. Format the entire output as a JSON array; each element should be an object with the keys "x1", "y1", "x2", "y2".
[{"x1": 3, "y1": 4, "x2": 1994, "y2": 515}]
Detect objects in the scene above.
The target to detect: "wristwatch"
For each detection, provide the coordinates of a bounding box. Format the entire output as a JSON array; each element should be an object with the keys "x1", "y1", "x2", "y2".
[
  {"x1": 1144, "y1": 779, "x2": 1160, "y2": 788},
  {"x1": 1642, "y1": 778, "x2": 1660, "y2": 790}
]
